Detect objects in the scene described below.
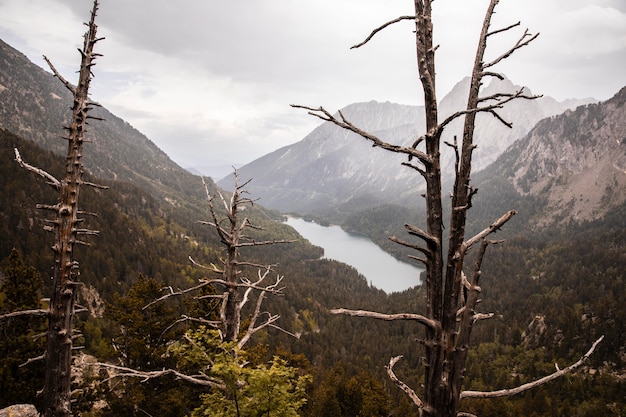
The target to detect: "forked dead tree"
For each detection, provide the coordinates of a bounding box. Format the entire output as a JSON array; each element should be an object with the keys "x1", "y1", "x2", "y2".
[
  {"x1": 11, "y1": 1, "x2": 105, "y2": 416},
  {"x1": 144, "y1": 173, "x2": 295, "y2": 350},
  {"x1": 293, "y1": 1, "x2": 602, "y2": 416},
  {"x1": 98, "y1": 173, "x2": 295, "y2": 385}
]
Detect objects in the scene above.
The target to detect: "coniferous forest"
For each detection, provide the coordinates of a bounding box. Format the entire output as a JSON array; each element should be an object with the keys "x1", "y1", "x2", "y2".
[
  {"x1": 1, "y1": 1, "x2": 625, "y2": 416},
  {"x1": 2, "y1": 101, "x2": 625, "y2": 417}
]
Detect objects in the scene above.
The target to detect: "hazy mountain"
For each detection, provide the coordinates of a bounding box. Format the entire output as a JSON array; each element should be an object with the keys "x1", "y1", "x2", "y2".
[
  {"x1": 218, "y1": 75, "x2": 596, "y2": 219},
  {"x1": 0, "y1": 37, "x2": 624, "y2": 415},
  {"x1": 0, "y1": 38, "x2": 210, "y2": 209}
]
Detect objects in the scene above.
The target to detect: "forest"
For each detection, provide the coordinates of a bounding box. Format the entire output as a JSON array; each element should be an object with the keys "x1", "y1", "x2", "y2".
[
  {"x1": 1, "y1": 0, "x2": 625, "y2": 416},
  {"x1": 1, "y1": 124, "x2": 624, "y2": 416}
]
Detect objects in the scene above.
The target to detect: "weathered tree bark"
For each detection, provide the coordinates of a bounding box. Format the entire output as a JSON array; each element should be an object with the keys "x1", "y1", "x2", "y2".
[
  {"x1": 293, "y1": 1, "x2": 601, "y2": 416},
  {"x1": 198, "y1": 174, "x2": 294, "y2": 347},
  {"x1": 142, "y1": 173, "x2": 294, "y2": 350},
  {"x1": 43, "y1": 3, "x2": 104, "y2": 413},
  {"x1": 14, "y1": 2, "x2": 104, "y2": 416}
]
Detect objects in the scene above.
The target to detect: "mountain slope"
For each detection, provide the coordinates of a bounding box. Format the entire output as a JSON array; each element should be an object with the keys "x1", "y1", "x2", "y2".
[
  {"x1": 219, "y1": 76, "x2": 595, "y2": 219},
  {"x1": 473, "y1": 86, "x2": 626, "y2": 228},
  {"x1": 0, "y1": 38, "x2": 209, "y2": 211}
]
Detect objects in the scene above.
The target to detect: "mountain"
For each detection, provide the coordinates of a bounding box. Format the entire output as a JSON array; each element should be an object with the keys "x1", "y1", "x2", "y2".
[
  {"x1": 218, "y1": 76, "x2": 595, "y2": 219},
  {"x1": 1, "y1": 37, "x2": 624, "y2": 416},
  {"x1": 0, "y1": 39, "x2": 211, "y2": 216},
  {"x1": 474, "y1": 86, "x2": 626, "y2": 227},
  {"x1": 343, "y1": 86, "x2": 626, "y2": 259}
]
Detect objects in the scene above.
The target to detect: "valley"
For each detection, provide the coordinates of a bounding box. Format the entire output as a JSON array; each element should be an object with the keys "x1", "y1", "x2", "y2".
[{"x1": 0, "y1": 34, "x2": 625, "y2": 417}]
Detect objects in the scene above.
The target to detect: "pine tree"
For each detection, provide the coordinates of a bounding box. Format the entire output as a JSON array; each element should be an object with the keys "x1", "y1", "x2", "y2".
[{"x1": 0, "y1": 249, "x2": 46, "y2": 409}]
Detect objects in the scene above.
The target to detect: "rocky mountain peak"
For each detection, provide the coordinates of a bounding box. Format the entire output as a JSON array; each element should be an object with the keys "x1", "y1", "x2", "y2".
[
  {"x1": 219, "y1": 75, "x2": 600, "y2": 220},
  {"x1": 505, "y1": 87, "x2": 626, "y2": 224}
]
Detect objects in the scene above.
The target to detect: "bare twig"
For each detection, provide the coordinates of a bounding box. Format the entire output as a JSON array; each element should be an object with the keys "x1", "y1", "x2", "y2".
[
  {"x1": 461, "y1": 336, "x2": 604, "y2": 399},
  {"x1": 0, "y1": 308, "x2": 49, "y2": 320},
  {"x1": 462, "y1": 210, "x2": 516, "y2": 254},
  {"x1": 14, "y1": 148, "x2": 61, "y2": 190},
  {"x1": 484, "y1": 28, "x2": 539, "y2": 69},
  {"x1": 438, "y1": 89, "x2": 541, "y2": 134},
  {"x1": 386, "y1": 356, "x2": 426, "y2": 410},
  {"x1": 331, "y1": 308, "x2": 439, "y2": 331},
  {"x1": 290, "y1": 104, "x2": 432, "y2": 166},
  {"x1": 91, "y1": 363, "x2": 226, "y2": 389},
  {"x1": 20, "y1": 354, "x2": 46, "y2": 368},
  {"x1": 351, "y1": 15, "x2": 415, "y2": 49}
]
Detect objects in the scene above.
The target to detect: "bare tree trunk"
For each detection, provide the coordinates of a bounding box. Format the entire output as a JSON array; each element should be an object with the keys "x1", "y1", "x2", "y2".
[
  {"x1": 200, "y1": 174, "x2": 294, "y2": 345},
  {"x1": 37, "y1": 2, "x2": 103, "y2": 415},
  {"x1": 294, "y1": 1, "x2": 601, "y2": 416}
]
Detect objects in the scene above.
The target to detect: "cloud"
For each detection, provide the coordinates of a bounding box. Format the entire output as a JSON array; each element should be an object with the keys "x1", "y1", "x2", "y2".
[{"x1": 1, "y1": 0, "x2": 624, "y2": 169}]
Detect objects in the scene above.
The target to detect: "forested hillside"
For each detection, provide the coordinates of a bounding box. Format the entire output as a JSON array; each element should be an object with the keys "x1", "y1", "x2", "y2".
[
  {"x1": 0, "y1": 33, "x2": 624, "y2": 416},
  {"x1": 2, "y1": 121, "x2": 625, "y2": 416}
]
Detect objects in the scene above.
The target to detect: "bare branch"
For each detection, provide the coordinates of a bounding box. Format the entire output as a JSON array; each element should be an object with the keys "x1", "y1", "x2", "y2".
[
  {"x1": 484, "y1": 28, "x2": 539, "y2": 69},
  {"x1": 389, "y1": 236, "x2": 431, "y2": 258},
  {"x1": 487, "y1": 109, "x2": 512, "y2": 128},
  {"x1": 461, "y1": 336, "x2": 604, "y2": 399},
  {"x1": 351, "y1": 16, "x2": 415, "y2": 49},
  {"x1": 386, "y1": 356, "x2": 425, "y2": 410},
  {"x1": 482, "y1": 71, "x2": 504, "y2": 80},
  {"x1": 14, "y1": 148, "x2": 61, "y2": 190},
  {"x1": 142, "y1": 279, "x2": 213, "y2": 310},
  {"x1": 43, "y1": 55, "x2": 75, "y2": 93},
  {"x1": 235, "y1": 238, "x2": 297, "y2": 248},
  {"x1": 201, "y1": 178, "x2": 232, "y2": 244},
  {"x1": 404, "y1": 223, "x2": 440, "y2": 247},
  {"x1": 20, "y1": 354, "x2": 46, "y2": 368},
  {"x1": 0, "y1": 308, "x2": 49, "y2": 320},
  {"x1": 462, "y1": 210, "x2": 516, "y2": 254},
  {"x1": 438, "y1": 88, "x2": 541, "y2": 134},
  {"x1": 290, "y1": 105, "x2": 432, "y2": 165},
  {"x1": 400, "y1": 161, "x2": 426, "y2": 177},
  {"x1": 487, "y1": 21, "x2": 521, "y2": 37},
  {"x1": 188, "y1": 256, "x2": 223, "y2": 274},
  {"x1": 80, "y1": 180, "x2": 109, "y2": 189},
  {"x1": 92, "y1": 362, "x2": 225, "y2": 389},
  {"x1": 472, "y1": 312, "x2": 494, "y2": 322},
  {"x1": 331, "y1": 308, "x2": 439, "y2": 330}
]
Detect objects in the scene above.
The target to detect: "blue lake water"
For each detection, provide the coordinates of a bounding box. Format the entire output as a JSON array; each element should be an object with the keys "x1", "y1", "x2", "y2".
[{"x1": 285, "y1": 217, "x2": 424, "y2": 293}]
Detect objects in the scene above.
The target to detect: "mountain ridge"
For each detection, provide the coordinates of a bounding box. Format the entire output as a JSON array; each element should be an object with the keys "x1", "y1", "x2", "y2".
[
  {"x1": 0, "y1": 38, "x2": 211, "y2": 211},
  {"x1": 218, "y1": 76, "x2": 597, "y2": 220}
]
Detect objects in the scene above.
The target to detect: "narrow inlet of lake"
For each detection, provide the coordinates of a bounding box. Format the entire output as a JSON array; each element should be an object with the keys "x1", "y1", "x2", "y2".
[{"x1": 285, "y1": 217, "x2": 423, "y2": 293}]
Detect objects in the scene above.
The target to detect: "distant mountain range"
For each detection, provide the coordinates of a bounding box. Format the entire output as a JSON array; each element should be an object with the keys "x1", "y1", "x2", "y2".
[
  {"x1": 218, "y1": 76, "x2": 597, "y2": 220},
  {"x1": 2, "y1": 35, "x2": 623, "y2": 236}
]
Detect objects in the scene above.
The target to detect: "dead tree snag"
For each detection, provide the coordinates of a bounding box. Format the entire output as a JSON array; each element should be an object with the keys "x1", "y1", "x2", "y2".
[
  {"x1": 14, "y1": 1, "x2": 105, "y2": 415},
  {"x1": 293, "y1": 1, "x2": 601, "y2": 416}
]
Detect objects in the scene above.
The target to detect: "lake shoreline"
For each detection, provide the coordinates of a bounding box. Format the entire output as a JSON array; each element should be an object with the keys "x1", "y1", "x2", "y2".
[{"x1": 284, "y1": 216, "x2": 423, "y2": 293}]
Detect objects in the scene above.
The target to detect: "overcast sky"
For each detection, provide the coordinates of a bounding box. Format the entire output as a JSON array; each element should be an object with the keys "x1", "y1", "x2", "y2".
[{"x1": 1, "y1": 0, "x2": 624, "y2": 173}]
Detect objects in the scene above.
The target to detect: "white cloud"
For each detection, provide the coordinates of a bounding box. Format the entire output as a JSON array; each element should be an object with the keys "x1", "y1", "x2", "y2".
[{"x1": 1, "y1": 0, "x2": 624, "y2": 169}]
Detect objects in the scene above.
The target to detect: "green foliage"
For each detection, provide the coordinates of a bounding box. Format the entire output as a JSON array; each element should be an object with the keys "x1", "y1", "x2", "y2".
[
  {"x1": 170, "y1": 327, "x2": 311, "y2": 417},
  {"x1": 0, "y1": 249, "x2": 46, "y2": 409},
  {"x1": 105, "y1": 274, "x2": 181, "y2": 368},
  {"x1": 304, "y1": 364, "x2": 391, "y2": 417},
  {"x1": 193, "y1": 356, "x2": 310, "y2": 417},
  {"x1": 99, "y1": 275, "x2": 204, "y2": 417}
]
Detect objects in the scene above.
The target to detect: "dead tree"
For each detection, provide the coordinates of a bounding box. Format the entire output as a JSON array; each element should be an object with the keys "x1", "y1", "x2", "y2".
[
  {"x1": 96, "y1": 174, "x2": 296, "y2": 387},
  {"x1": 13, "y1": 1, "x2": 105, "y2": 416},
  {"x1": 144, "y1": 172, "x2": 295, "y2": 350},
  {"x1": 293, "y1": 1, "x2": 602, "y2": 416}
]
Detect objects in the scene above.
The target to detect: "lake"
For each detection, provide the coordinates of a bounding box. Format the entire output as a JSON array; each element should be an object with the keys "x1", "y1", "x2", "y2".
[{"x1": 284, "y1": 217, "x2": 424, "y2": 293}]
